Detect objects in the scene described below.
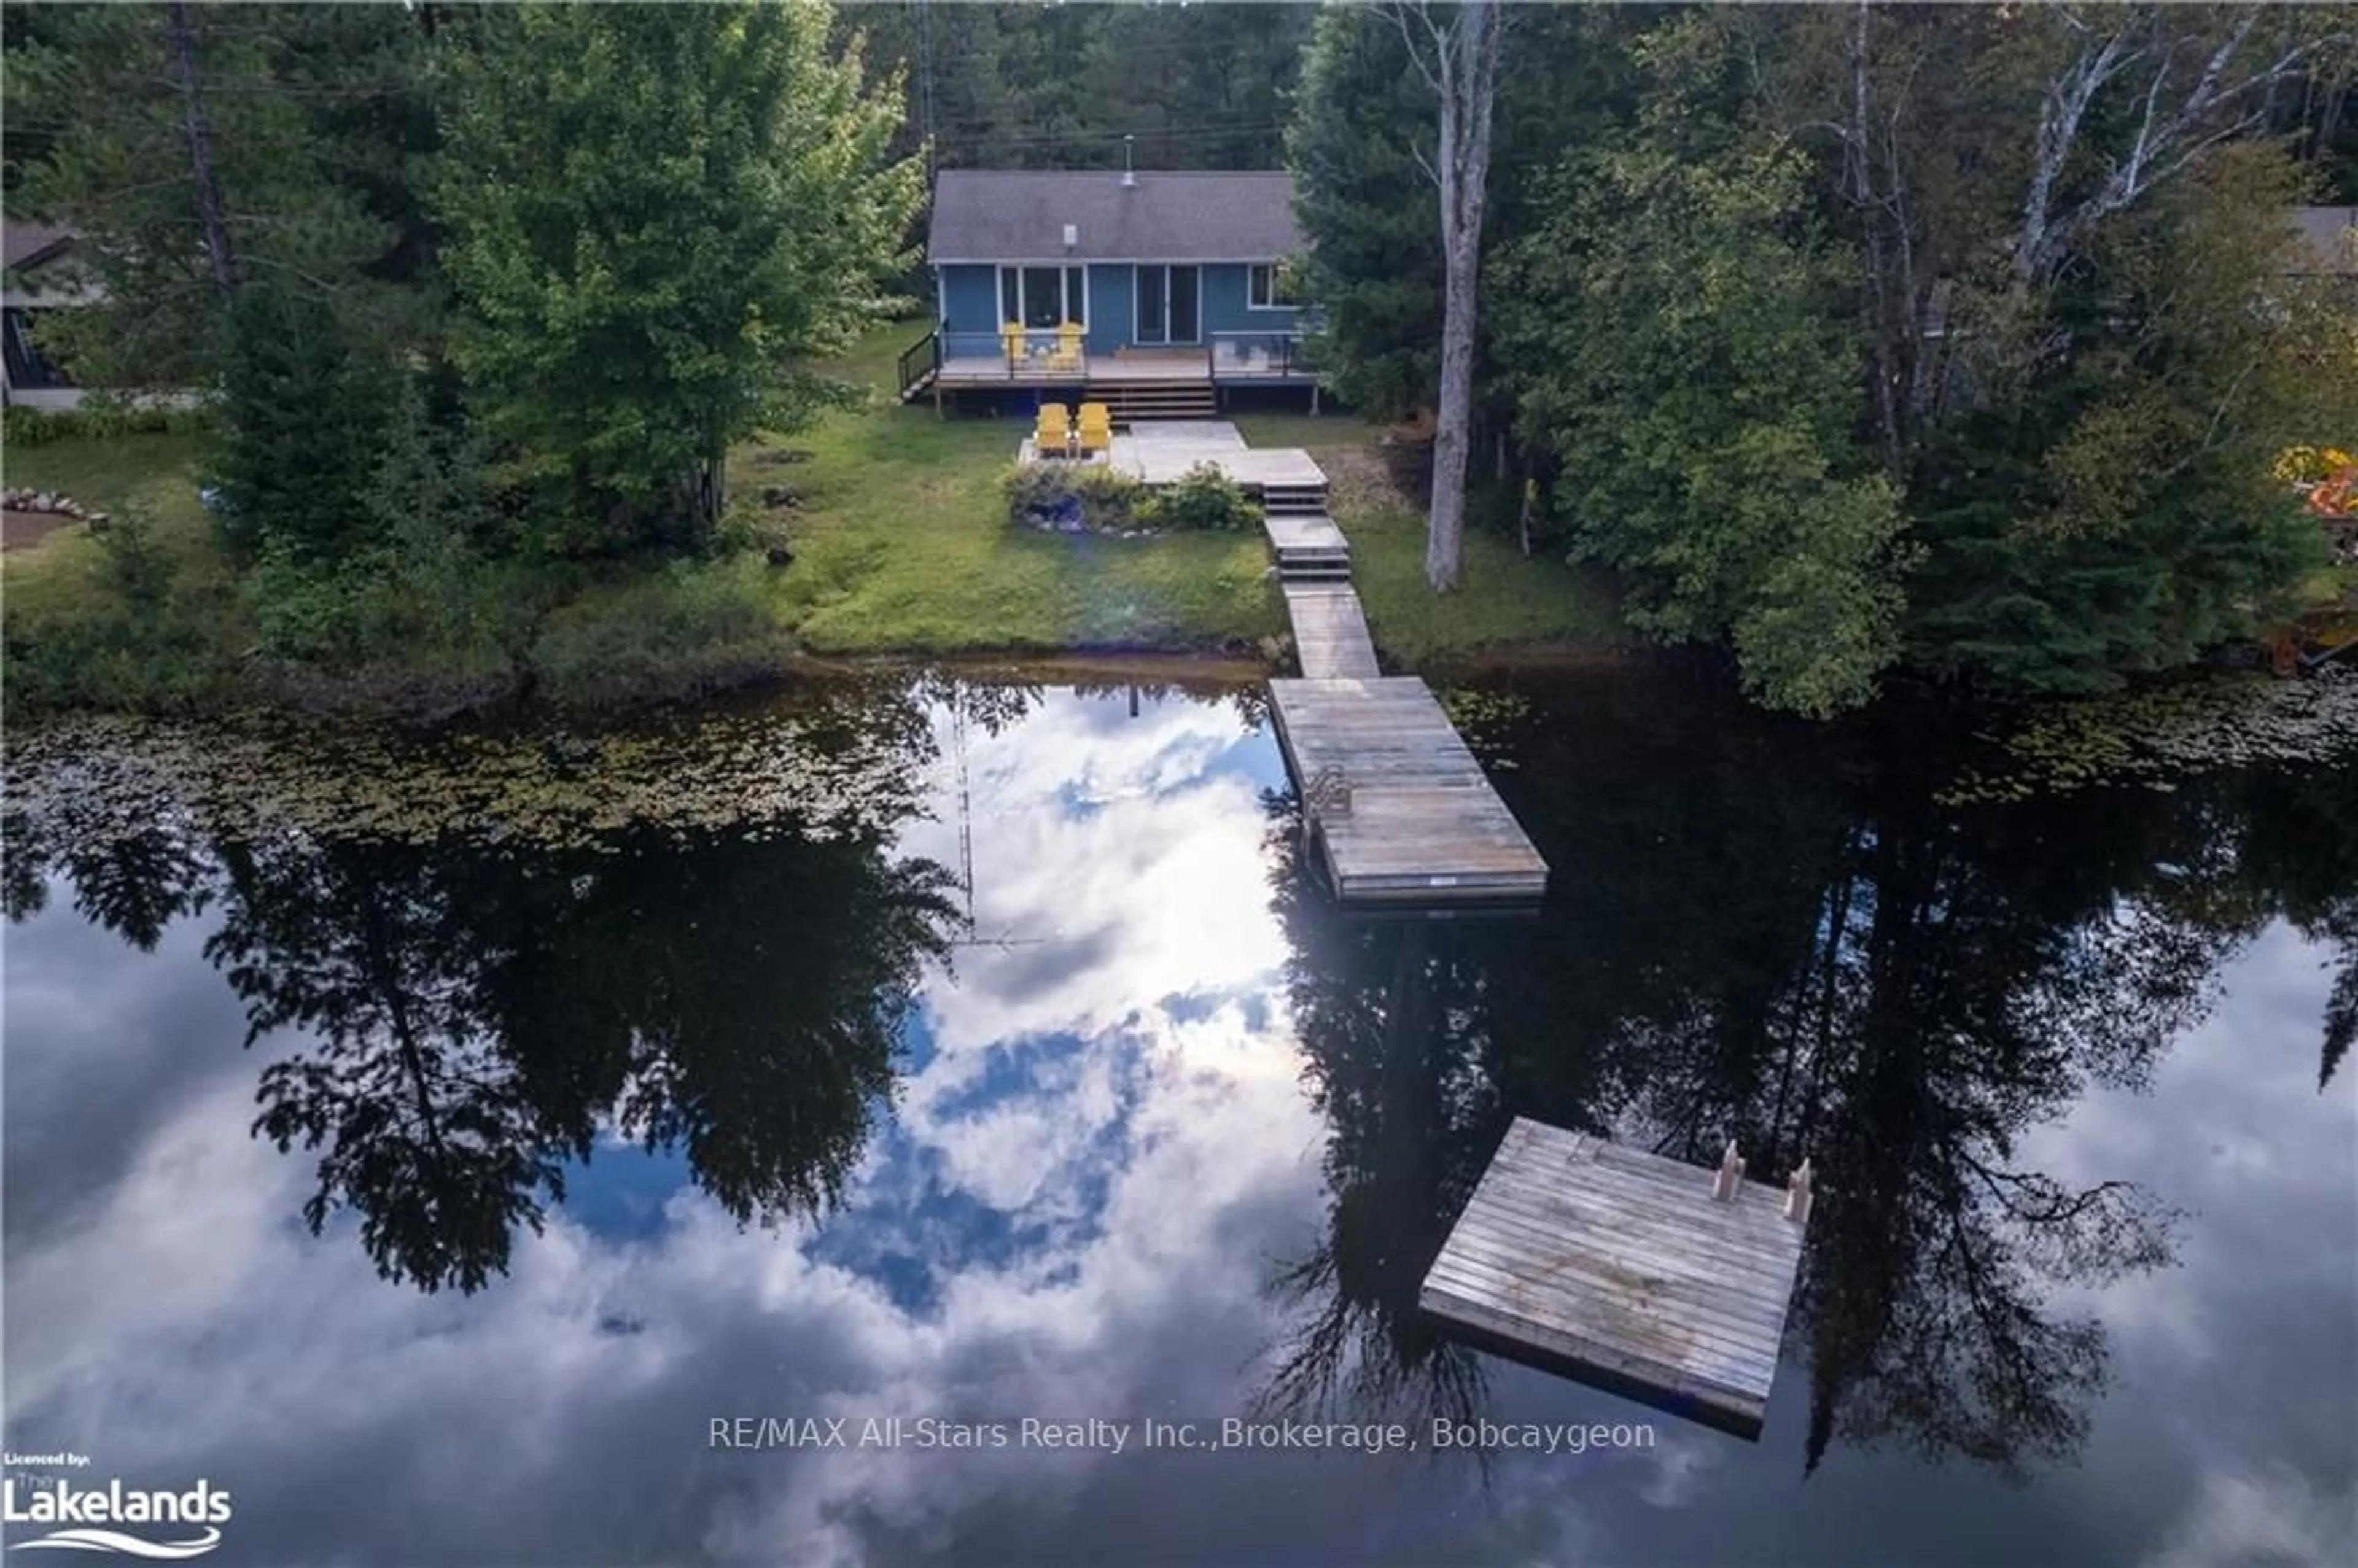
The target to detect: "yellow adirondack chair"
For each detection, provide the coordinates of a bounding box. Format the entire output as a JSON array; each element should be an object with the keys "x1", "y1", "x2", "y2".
[
  {"x1": 1001, "y1": 320, "x2": 1027, "y2": 363},
  {"x1": 1076, "y1": 402, "x2": 1113, "y2": 455},
  {"x1": 1050, "y1": 320, "x2": 1085, "y2": 374},
  {"x1": 1035, "y1": 402, "x2": 1073, "y2": 456}
]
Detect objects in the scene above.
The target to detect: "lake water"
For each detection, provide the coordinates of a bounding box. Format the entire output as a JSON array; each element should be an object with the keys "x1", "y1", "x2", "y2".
[{"x1": 4, "y1": 667, "x2": 2354, "y2": 1567}]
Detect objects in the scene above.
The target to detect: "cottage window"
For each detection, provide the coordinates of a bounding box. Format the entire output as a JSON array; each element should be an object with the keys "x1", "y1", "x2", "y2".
[
  {"x1": 999, "y1": 266, "x2": 1086, "y2": 330},
  {"x1": 1247, "y1": 264, "x2": 1298, "y2": 310}
]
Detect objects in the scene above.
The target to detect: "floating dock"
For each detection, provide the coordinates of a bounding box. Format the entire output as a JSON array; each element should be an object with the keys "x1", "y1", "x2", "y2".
[
  {"x1": 1418, "y1": 1119, "x2": 1809, "y2": 1438},
  {"x1": 1269, "y1": 677, "x2": 1548, "y2": 902}
]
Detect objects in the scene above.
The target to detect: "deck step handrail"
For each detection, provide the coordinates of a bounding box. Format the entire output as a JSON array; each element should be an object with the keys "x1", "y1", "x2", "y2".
[{"x1": 895, "y1": 330, "x2": 943, "y2": 401}]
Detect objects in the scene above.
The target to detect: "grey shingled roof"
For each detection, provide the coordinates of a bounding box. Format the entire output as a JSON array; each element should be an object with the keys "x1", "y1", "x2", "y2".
[
  {"x1": 928, "y1": 170, "x2": 1298, "y2": 263},
  {"x1": 1, "y1": 220, "x2": 78, "y2": 271}
]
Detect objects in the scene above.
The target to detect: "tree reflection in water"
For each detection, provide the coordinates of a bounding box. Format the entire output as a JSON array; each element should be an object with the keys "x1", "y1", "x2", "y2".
[
  {"x1": 1258, "y1": 667, "x2": 2357, "y2": 1480},
  {"x1": 200, "y1": 826, "x2": 959, "y2": 1293},
  {"x1": 6, "y1": 699, "x2": 961, "y2": 1296}
]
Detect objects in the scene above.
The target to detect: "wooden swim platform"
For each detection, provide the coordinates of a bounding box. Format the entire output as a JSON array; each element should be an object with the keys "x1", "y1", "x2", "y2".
[
  {"x1": 1268, "y1": 677, "x2": 1547, "y2": 902},
  {"x1": 1418, "y1": 1118, "x2": 1810, "y2": 1439}
]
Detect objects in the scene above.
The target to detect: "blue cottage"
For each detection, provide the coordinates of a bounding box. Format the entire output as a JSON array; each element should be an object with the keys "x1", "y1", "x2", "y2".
[{"x1": 898, "y1": 168, "x2": 1315, "y2": 414}]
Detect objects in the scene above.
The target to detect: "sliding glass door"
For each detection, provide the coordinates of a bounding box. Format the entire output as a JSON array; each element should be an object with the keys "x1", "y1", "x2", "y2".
[{"x1": 1133, "y1": 265, "x2": 1200, "y2": 346}]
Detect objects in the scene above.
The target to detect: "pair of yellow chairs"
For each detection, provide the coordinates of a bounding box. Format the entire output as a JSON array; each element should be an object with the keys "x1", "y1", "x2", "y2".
[
  {"x1": 1004, "y1": 321, "x2": 1085, "y2": 374},
  {"x1": 1036, "y1": 402, "x2": 1112, "y2": 457}
]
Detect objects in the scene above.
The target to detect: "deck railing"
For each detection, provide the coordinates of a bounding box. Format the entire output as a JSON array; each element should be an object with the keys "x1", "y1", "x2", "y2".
[
  {"x1": 895, "y1": 329, "x2": 941, "y2": 400},
  {"x1": 1207, "y1": 329, "x2": 1312, "y2": 382},
  {"x1": 942, "y1": 327, "x2": 1091, "y2": 380}
]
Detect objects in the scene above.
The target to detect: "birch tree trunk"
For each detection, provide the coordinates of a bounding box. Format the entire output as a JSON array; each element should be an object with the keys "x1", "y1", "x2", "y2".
[{"x1": 1395, "y1": 0, "x2": 1503, "y2": 592}]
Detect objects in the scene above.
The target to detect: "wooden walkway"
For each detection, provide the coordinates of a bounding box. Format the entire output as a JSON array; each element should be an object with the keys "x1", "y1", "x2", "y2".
[
  {"x1": 1269, "y1": 677, "x2": 1548, "y2": 902},
  {"x1": 1281, "y1": 584, "x2": 1379, "y2": 679},
  {"x1": 1231, "y1": 419, "x2": 1548, "y2": 907},
  {"x1": 1418, "y1": 1119, "x2": 1809, "y2": 1438}
]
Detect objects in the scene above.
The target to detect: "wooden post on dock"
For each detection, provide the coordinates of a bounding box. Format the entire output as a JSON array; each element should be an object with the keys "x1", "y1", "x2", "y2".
[
  {"x1": 1710, "y1": 1139, "x2": 1745, "y2": 1201},
  {"x1": 1784, "y1": 1160, "x2": 1814, "y2": 1224}
]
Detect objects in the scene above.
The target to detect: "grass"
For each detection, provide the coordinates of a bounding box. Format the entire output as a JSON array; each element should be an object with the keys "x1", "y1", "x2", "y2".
[
  {"x1": 2, "y1": 432, "x2": 223, "y2": 626},
  {"x1": 2, "y1": 322, "x2": 1628, "y2": 716},
  {"x1": 734, "y1": 375, "x2": 1278, "y2": 655},
  {"x1": 744, "y1": 329, "x2": 1622, "y2": 662},
  {"x1": 1229, "y1": 411, "x2": 1625, "y2": 662}
]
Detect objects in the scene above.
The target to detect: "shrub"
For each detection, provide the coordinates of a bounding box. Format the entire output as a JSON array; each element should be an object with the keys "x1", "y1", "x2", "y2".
[
  {"x1": 999, "y1": 461, "x2": 1150, "y2": 530},
  {"x1": 238, "y1": 386, "x2": 535, "y2": 687},
  {"x1": 3, "y1": 508, "x2": 236, "y2": 714},
  {"x1": 1140, "y1": 463, "x2": 1260, "y2": 531},
  {"x1": 527, "y1": 556, "x2": 792, "y2": 708},
  {"x1": 1, "y1": 401, "x2": 208, "y2": 448}
]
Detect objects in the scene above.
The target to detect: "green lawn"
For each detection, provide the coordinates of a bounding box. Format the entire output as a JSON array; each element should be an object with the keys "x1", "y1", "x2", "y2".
[
  {"x1": 2, "y1": 432, "x2": 220, "y2": 624},
  {"x1": 749, "y1": 328, "x2": 1622, "y2": 662},
  {"x1": 734, "y1": 369, "x2": 1278, "y2": 654},
  {"x1": 4, "y1": 326, "x2": 1628, "y2": 710},
  {"x1": 1230, "y1": 410, "x2": 1624, "y2": 661}
]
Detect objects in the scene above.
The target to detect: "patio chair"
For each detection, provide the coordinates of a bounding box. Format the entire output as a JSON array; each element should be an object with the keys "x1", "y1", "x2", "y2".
[
  {"x1": 1076, "y1": 402, "x2": 1113, "y2": 456},
  {"x1": 1048, "y1": 321, "x2": 1085, "y2": 375},
  {"x1": 1035, "y1": 402, "x2": 1073, "y2": 457}
]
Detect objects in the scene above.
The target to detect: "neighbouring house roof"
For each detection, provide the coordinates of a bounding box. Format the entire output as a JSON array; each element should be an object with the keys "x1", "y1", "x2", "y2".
[
  {"x1": 2289, "y1": 206, "x2": 2357, "y2": 276},
  {"x1": 928, "y1": 170, "x2": 1298, "y2": 264},
  {"x1": 1, "y1": 220, "x2": 78, "y2": 273}
]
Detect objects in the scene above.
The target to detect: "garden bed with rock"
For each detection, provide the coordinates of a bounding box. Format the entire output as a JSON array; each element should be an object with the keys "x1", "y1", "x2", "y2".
[{"x1": 2, "y1": 487, "x2": 109, "y2": 550}]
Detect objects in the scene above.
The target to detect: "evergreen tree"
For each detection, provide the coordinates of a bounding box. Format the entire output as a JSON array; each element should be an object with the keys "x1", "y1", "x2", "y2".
[
  {"x1": 1495, "y1": 21, "x2": 1909, "y2": 717},
  {"x1": 1287, "y1": 9, "x2": 1444, "y2": 421},
  {"x1": 211, "y1": 288, "x2": 400, "y2": 565},
  {"x1": 1905, "y1": 142, "x2": 2340, "y2": 691},
  {"x1": 5, "y1": 2, "x2": 422, "y2": 390}
]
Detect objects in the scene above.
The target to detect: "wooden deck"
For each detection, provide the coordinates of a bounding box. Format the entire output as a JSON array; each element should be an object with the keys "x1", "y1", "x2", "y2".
[
  {"x1": 1418, "y1": 1119, "x2": 1809, "y2": 1439},
  {"x1": 1268, "y1": 677, "x2": 1548, "y2": 902},
  {"x1": 932, "y1": 349, "x2": 1315, "y2": 389},
  {"x1": 1282, "y1": 584, "x2": 1379, "y2": 679}
]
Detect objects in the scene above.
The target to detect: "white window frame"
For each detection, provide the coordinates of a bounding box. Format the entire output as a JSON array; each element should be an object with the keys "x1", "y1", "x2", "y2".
[
  {"x1": 1246, "y1": 263, "x2": 1298, "y2": 311},
  {"x1": 995, "y1": 263, "x2": 1088, "y2": 330}
]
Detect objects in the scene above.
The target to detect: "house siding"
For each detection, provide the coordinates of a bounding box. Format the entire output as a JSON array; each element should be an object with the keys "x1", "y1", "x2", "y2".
[
  {"x1": 1086, "y1": 265, "x2": 1133, "y2": 355},
  {"x1": 1202, "y1": 263, "x2": 1300, "y2": 341},
  {"x1": 938, "y1": 264, "x2": 1000, "y2": 340},
  {"x1": 934, "y1": 260, "x2": 1300, "y2": 354}
]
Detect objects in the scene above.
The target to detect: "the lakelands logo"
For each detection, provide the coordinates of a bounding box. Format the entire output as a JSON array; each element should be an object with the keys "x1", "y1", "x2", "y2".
[{"x1": 2, "y1": 1472, "x2": 232, "y2": 1559}]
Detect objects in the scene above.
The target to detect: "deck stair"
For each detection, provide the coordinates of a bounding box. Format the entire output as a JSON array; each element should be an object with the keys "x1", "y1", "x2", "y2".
[
  {"x1": 1089, "y1": 378, "x2": 1218, "y2": 422},
  {"x1": 1260, "y1": 480, "x2": 1348, "y2": 581}
]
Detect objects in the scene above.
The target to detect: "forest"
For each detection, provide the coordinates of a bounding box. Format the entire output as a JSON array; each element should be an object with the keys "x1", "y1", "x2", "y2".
[{"x1": 4, "y1": 1, "x2": 2356, "y2": 716}]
